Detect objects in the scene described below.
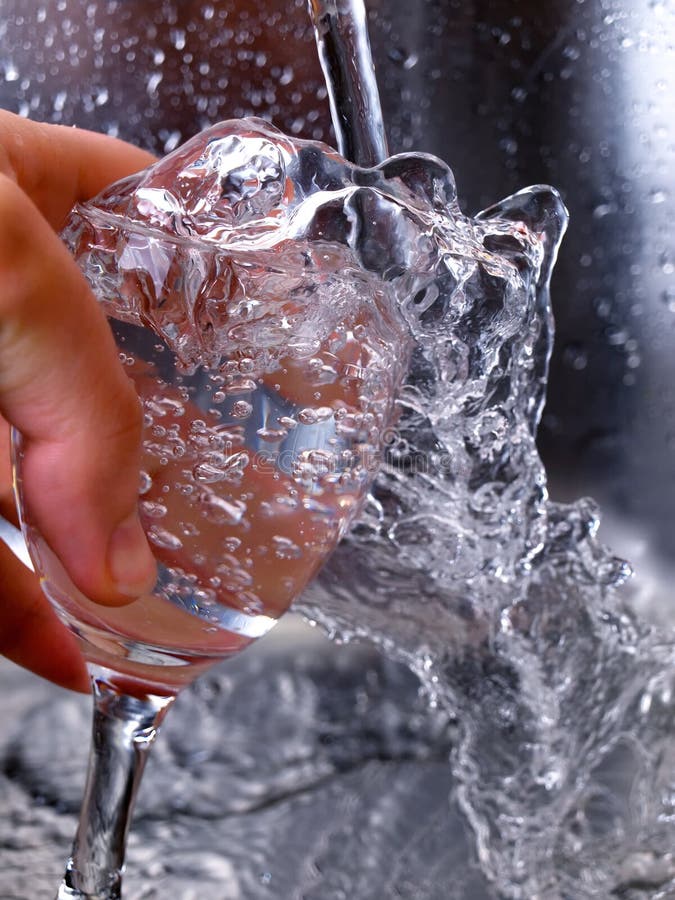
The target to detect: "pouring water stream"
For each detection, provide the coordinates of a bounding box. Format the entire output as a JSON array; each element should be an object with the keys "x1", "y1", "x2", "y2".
[
  {"x1": 301, "y1": 2, "x2": 675, "y2": 898},
  {"x1": 308, "y1": 0, "x2": 388, "y2": 166}
]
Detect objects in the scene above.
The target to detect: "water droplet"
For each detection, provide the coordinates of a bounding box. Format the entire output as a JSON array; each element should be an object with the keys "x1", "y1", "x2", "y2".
[
  {"x1": 387, "y1": 46, "x2": 418, "y2": 70},
  {"x1": 147, "y1": 71, "x2": 163, "y2": 96},
  {"x1": 140, "y1": 500, "x2": 168, "y2": 519},
  {"x1": 147, "y1": 526, "x2": 183, "y2": 550},
  {"x1": 163, "y1": 130, "x2": 182, "y2": 153},
  {"x1": 193, "y1": 450, "x2": 249, "y2": 484},
  {"x1": 499, "y1": 137, "x2": 518, "y2": 156},
  {"x1": 297, "y1": 408, "x2": 318, "y2": 425},
  {"x1": 256, "y1": 427, "x2": 287, "y2": 442},
  {"x1": 199, "y1": 493, "x2": 247, "y2": 526},
  {"x1": 592, "y1": 202, "x2": 616, "y2": 219},
  {"x1": 53, "y1": 90, "x2": 67, "y2": 113},
  {"x1": 562, "y1": 342, "x2": 588, "y2": 371},
  {"x1": 170, "y1": 28, "x2": 186, "y2": 50},
  {"x1": 223, "y1": 536, "x2": 241, "y2": 552},
  {"x1": 232, "y1": 400, "x2": 253, "y2": 418},
  {"x1": 179, "y1": 521, "x2": 200, "y2": 537},
  {"x1": 272, "y1": 535, "x2": 303, "y2": 559}
]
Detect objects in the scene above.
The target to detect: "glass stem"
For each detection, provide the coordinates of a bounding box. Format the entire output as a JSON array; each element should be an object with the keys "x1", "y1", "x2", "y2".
[{"x1": 57, "y1": 667, "x2": 175, "y2": 900}]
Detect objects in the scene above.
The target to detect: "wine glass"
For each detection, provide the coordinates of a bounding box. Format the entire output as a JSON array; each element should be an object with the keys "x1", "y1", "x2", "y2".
[{"x1": 11, "y1": 118, "x2": 408, "y2": 899}]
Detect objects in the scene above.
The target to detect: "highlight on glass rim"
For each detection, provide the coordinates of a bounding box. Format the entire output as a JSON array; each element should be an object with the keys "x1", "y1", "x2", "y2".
[{"x1": 0, "y1": 1, "x2": 674, "y2": 898}]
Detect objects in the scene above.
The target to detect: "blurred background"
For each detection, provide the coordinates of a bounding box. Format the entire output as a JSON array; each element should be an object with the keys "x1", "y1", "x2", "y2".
[{"x1": 0, "y1": 1, "x2": 673, "y2": 897}]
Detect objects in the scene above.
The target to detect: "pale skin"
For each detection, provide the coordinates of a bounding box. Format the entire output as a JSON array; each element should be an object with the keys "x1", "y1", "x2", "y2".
[{"x1": 0, "y1": 110, "x2": 159, "y2": 692}]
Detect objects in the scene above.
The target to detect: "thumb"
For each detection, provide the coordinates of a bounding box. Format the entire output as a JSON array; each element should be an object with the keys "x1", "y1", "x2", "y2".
[{"x1": 0, "y1": 174, "x2": 156, "y2": 606}]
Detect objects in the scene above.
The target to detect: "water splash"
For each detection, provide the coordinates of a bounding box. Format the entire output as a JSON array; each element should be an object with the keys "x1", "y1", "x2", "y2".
[
  {"x1": 63, "y1": 110, "x2": 661, "y2": 895},
  {"x1": 295, "y1": 171, "x2": 675, "y2": 897},
  {"x1": 287, "y1": 2, "x2": 675, "y2": 894},
  {"x1": 61, "y1": 110, "x2": 635, "y2": 894}
]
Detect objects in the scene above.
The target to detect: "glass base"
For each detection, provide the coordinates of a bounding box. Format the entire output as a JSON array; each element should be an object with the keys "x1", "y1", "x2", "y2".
[{"x1": 56, "y1": 858, "x2": 121, "y2": 900}]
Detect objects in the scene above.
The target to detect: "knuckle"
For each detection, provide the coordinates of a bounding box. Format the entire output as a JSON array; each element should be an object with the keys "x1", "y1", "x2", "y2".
[{"x1": 106, "y1": 377, "x2": 144, "y2": 446}]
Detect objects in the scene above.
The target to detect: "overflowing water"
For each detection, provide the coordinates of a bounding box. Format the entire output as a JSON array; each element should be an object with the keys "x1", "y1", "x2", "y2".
[
  {"x1": 299, "y1": 227, "x2": 675, "y2": 895},
  {"x1": 1, "y1": 2, "x2": 675, "y2": 899},
  {"x1": 62, "y1": 107, "x2": 675, "y2": 897},
  {"x1": 296, "y1": 2, "x2": 675, "y2": 898}
]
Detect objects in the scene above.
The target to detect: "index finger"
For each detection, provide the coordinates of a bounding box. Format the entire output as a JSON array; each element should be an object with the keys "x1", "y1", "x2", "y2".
[
  {"x1": 0, "y1": 113, "x2": 159, "y2": 605},
  {"x1": 0, "y1": 110, "x2": 156, "y2": 227}
]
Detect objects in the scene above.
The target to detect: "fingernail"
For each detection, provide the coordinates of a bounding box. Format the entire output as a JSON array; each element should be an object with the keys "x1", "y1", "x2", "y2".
[{"x1": 107, "y1": 510, "x2": 156, "y2": 598}]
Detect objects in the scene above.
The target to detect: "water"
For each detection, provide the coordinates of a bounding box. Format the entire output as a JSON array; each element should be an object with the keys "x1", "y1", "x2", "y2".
[
  {"x1": 293, "y1": 3, "x2": 675, "y2": 898},
  {"x1": 14, "y1": 97, "x2": 622, "y2": 893},
  {"x1": 308, "y1": 0, "x2": 388, "y2": 165},
  {"x1": 58, "y1": 108, "x2": 620, "y2": 894},
  {"x1": 3, "y1": 2, "x2": 675, "y2": 898}
]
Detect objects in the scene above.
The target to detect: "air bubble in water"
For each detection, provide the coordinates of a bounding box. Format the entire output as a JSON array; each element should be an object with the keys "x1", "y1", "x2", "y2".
[
  {"x1": 272, "y1": 536, "x2": 303, "y2": 559},
  {"x1": 232, "y1": 400, "x2": 253, "y2": 418},
  {"x1": 140, "y1": 500, "x2": 168, "y2": 519},
  {"x1": 147, "y1": 526, "x2": 183, "y2": 550}
]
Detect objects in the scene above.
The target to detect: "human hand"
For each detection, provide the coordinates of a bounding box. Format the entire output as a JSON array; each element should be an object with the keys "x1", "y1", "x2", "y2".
[{"x1": 0, "y1": 111, "x2": 158, "y2": 691}]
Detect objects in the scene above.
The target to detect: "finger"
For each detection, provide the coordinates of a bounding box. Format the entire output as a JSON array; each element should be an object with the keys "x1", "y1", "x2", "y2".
[
  {"x1": 0, "y1": 174, "x2": 156, "y2": 606},
  {"x1": 0, "y1": 110, "x2": 156, "y2": 228},
  {"x1": 0, "y1": 415, "x2": 12, "y2": 501},
  {"x1": 0, "y1": 537, "x2": 89, "y2": 693}
]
